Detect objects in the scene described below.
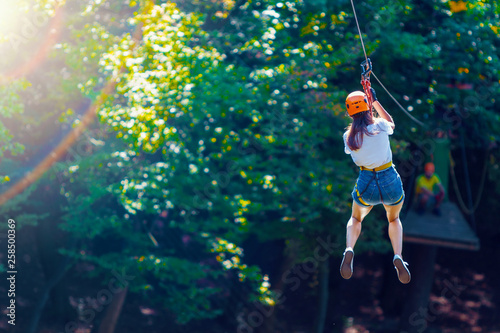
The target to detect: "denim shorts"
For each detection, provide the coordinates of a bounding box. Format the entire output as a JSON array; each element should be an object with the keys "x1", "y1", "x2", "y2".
[{"x1": 351, "y1": 166, "x2": 405, "y2": 207}]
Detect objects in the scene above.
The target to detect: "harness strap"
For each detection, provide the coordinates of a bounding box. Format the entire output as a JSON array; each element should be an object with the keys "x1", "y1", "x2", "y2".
[
  {"x1": 360, "y1": 161, "x2": 392, "y2": 172},
  {"x1": 360, "y1": 58, "x2": 373, "y2": 115},
  {"x1": 373, "y1": 170, "x2": 385, "y2": 204},
  {"x1": 356, "y1": 171, "x2": 376, "y2": 198},
  {"x1": 356, "y1": 161, "x2": 393, "y2": 204}
]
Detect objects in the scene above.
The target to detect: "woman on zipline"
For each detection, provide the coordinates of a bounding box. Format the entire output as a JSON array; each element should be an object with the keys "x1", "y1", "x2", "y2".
[{"x1": 340, "y1": 87, "x2": 411, "y2": 284}]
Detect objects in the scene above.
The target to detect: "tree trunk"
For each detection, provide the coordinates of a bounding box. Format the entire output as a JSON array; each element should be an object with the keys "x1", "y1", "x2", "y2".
[
  {"x1": 259, "y1": 239, "x2": 299, "y2": 333},
  {"x1": 27, "y1": 258, "x2": 72, "y2": 333},
  {"x1": 97, "y1": 286, "x2": 129, "y2": 333},
  {"x1": 399, "y1": 244, "x2": 437, "y2": 333},
  {"x1": 314, "y1": 260, "x2": 330, "y2": 333}
]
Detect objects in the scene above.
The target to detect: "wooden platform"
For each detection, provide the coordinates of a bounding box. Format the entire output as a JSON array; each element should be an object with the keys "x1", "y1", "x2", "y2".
[{"x1": 402, "y1": 202, "x2": 480, "y2": 251}]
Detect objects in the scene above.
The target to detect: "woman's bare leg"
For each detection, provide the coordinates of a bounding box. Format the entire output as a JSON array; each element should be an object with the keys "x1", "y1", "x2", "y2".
[
  {"x1": 383, "y1": 201, "x2": 404, "y2": 256},
  {"x1": 341, "y1": 201, "x2": 373, "y2": 279},
  {"x1": 346, "y1": 201, "x2": 373, "y2": 249},
  {"x1": 384, "y1": 200, "x2": 411, "y2": 283}
]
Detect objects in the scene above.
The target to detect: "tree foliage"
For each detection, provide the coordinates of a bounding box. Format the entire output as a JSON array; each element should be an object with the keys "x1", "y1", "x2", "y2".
[{"x1": 1, "y1": 0, "x2": 500, "y2": 330}]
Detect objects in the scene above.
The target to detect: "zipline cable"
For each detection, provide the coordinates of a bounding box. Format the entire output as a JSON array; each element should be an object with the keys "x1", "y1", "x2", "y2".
[
  {"x1": 349, "y1": 0, "x2": 369, "y2": 65},
  {"x1": 349, "y1": 0, "x2": 426, "y2": 128},
  {"x1": 372, "y1": 72, "x2": 426, "y2": 127},
  {"x1": 449, "y1": 150, "x2": 488, "y2": 216}
]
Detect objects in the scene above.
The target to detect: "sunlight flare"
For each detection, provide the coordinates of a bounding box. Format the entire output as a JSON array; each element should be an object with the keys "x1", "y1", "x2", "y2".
[{"x1": 0, "y1": 2, "x2": 27, "y2": 36}]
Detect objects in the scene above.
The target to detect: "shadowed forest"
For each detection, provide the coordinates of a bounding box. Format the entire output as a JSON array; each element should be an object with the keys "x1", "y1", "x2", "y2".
[{"x1": 0, "y1": 0, "x2": 499, "y2": 332}]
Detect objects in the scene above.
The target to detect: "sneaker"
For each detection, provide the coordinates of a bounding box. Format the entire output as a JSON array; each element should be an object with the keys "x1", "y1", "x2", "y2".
[
  {"x1": 393, "y1": 254, "x2": 411, "y2": 284},
  {"x1": 340, "y1": 248, "x2": 354, "y2": 279}
]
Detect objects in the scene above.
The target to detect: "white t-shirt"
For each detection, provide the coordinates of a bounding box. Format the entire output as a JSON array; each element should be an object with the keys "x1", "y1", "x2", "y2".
[{"x1": 343, "y1": 118, "x2": 393, "y2": 169}]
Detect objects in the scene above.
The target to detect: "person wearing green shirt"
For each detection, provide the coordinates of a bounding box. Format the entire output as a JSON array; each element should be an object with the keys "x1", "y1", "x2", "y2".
[{"x1": 415, "y1": 162, "x2": 445, "y2": 216}]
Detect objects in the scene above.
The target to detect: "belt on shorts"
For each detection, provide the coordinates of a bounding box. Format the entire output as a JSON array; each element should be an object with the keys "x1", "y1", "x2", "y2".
[{"x1": 360, "y1": 161, "x2": 392, "y2": 172}]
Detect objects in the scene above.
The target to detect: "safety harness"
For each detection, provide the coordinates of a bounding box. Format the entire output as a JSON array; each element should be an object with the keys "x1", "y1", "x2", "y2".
[{"x1": 355, "y1": 161, "x2": 392, "y2": 206}]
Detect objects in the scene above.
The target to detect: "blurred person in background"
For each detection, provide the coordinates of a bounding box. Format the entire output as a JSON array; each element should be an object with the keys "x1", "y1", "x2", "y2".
[{"x1": 415, "y1": 162, "x2": 445, "y2": 216}]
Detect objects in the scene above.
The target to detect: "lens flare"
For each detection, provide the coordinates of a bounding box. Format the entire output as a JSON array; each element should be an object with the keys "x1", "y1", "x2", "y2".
[
  {"x1": 0, "y1": 1, "x2": 28, "y2": 36},
  {"x1": 0, "y1": 3, "x2": 63, "y2": 79}
]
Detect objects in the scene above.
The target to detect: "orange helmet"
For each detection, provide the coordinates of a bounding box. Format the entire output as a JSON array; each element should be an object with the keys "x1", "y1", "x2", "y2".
[
  {"x1": 424, "y1": 162, "x2": 435, "y2": 173},
  {"x1": 346, "y1": 91, "x2": 370, "y2": 116}
]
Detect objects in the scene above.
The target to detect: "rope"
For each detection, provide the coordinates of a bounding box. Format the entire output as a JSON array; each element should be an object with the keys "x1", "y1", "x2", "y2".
[
  {"x1": 348, "y1": 0, "x2": 426, "y2": 128},
  {"x1": 372, "y1": 72, "x2": 426, "y2": 127},
  {"x1": 349, "y1": 0, "x2": 369, "y2": 64},
  {"x1": 449, "y1": 152, "x2": 488, "y2": 215}
]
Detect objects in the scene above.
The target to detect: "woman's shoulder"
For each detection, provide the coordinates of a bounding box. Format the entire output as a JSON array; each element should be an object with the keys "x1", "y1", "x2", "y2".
[
  {"x1": 374, "y1": 117, "x2": 389, "y2": 126},
  {"x1": 372, "y1": 118, "x2": 393, "y2": 134}
]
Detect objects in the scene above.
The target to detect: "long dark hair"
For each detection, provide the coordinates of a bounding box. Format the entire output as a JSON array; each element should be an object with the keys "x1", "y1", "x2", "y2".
[{"x1": 346, "y1": 111, "x2": 375, "y2": 151}]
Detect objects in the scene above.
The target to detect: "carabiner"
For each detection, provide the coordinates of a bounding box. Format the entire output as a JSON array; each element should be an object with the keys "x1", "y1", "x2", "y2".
[{"x1": 360, "y1": 58, "x2": 372, "y2": 79}]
